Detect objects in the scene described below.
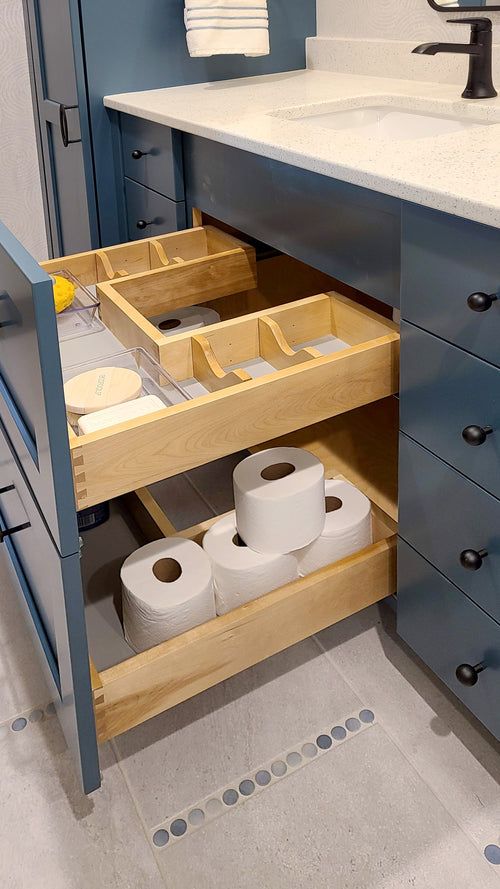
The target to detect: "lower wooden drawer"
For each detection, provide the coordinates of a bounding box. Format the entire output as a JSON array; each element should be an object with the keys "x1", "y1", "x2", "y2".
[
  {"x1": 88, "y1": 410, "x2": 398, "y2": 742},
  {"x1": 398, "y1": 540, "x2": 500, "y2": 740},
  {"x1": 124, "y1": 178, "x2": 186, "y2": 240}
]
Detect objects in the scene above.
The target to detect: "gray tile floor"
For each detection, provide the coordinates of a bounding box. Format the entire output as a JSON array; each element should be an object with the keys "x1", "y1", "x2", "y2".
[{"x1": 2, "y1": 547, "x2": 500, "y2": 886}]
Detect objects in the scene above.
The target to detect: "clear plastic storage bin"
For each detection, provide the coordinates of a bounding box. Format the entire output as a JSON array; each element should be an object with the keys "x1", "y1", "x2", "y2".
[{"x1": 52, "y1": 269, "x2": 104, "y2": 341}]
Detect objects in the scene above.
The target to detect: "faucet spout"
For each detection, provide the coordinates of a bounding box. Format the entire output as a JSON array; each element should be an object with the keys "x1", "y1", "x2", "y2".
[
  {"x1": 412, "y1": 18, "x2": 497, "y2": 99},
  {"x1": 412, "y1": 42, "x2": 480, "y2": 56}
]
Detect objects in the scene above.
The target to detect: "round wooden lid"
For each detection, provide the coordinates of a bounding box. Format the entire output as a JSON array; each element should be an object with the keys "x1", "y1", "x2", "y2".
[{"x1": 64, "y1": 366, "x2": 142, "y2": 415}]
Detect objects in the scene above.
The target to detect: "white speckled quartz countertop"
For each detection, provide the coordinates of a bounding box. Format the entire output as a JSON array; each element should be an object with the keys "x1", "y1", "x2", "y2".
[{"x1": 105, "y1": 69, "x2": 500, "y2": 227}]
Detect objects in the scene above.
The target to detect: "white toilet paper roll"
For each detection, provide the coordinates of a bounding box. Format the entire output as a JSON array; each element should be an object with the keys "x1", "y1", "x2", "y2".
[
  {"x1": 203, "y1": 512, "x2": 299, "y2": 615},
  {"x1": 121, "y1": 538, "x2": 215, "y2": 652},
  {"x1": 294, "y1": 479, "x2": 372, "y2": 576},
  {"x1": 233, "y1": 447, "x2": 325, "y2": 554},
  {"x1": 150, "y1": 305, "x2": 220, "y2": 335}
]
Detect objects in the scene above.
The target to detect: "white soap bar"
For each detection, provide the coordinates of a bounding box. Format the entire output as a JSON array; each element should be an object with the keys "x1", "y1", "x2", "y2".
[
  {"x1": 65, "y1": 366, "x2": 142, "y2": 415},
  {"x1": 77, "y1": 394, "x2": 165, "y2": 434}
]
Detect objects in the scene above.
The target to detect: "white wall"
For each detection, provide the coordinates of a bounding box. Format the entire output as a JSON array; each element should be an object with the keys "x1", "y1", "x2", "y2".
[
  {"x1": 317, "y1": 0, "x2": 500, "y2": 40},
  {"x1": 0, "y1": 0, "x2": 47, "y2": 260},
  {"x1": 311, "y1": 1, "x2": 500, "y2": 81}
]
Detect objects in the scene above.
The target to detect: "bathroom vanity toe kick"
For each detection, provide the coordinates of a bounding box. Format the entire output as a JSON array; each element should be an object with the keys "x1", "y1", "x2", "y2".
[
  {"x1": 68, "y1": 293, "x2": 399, "y2": 510},
  {"x1": 89, "y1": 491, "x2": 397, "y2": 743}
]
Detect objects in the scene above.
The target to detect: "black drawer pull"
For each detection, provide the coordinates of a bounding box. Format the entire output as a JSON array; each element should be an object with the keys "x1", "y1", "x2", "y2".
[
  {"x1": 0, "y1": 521, "x2": 31, "y2": 543},
  {"x1": 460, "y1": 548, "x2": 488, "y2": 570},
  {"x1": 456, "y1": 662, "x2": 485, "y2": 686},
  {"x1": 131, "y1": 149, "x2": 149, "y2": 160},
  {"x1": 136, "y1": 219, "x2": 154, "y2": 231},
  {"x1": 467, "y1": 291, "x2": 498, "y2": 312},
  {"x1": 0, "y1": 485, "x2": 15, "y2": 494},
  {"x1": 462, "y1": 425, "x2": 493, "y2": 446}
]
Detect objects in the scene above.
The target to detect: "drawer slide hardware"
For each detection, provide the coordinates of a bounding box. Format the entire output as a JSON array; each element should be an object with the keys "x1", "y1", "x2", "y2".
[
  {"x1": 456, "y1": 662, "x2": 485, "y2": 686},
  {"x1": 467, "y1": 291, "x2": 498, "y2": 312},
  {"x1": 462, "y1": 424, "x2": 493, "y2": 446},
  {"x1": 0, "y1": 521, "x2": 31, "y2": 543},
  {"x1": 460, "y1": 548, "x2": 488, "y2": 570}
]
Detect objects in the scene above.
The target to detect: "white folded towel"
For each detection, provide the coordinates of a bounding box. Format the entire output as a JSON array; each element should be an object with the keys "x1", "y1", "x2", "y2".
[{"x1": 185, "y1": 0, "x2": 269, "y2": 58}]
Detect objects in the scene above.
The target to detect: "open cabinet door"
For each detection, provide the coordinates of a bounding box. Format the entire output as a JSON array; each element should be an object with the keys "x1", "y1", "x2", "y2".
[{"x1": 0, "y1": 221, "x2": 100, "y2": 793}]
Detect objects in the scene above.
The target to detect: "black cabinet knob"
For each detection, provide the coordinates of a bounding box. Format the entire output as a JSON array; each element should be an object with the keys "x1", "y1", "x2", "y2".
[
  {"x1": 131, "y1": 149, "x2": 149, "y2": 160},
  {"x1": 456, "y1": 662, "x2": 485, "y2": 686},
  {"x1": 460, "y1": 548, "x2": 488, "y2": 570},
  {"x1": 136, "y1": 219, "x2": 154, "y2": 231},
  {"x1": 467, "y1": 291, "x2": 498, "y2": 312},
  {"x1": 462, "y1": 425, "x2": 493, "y2": 446}
]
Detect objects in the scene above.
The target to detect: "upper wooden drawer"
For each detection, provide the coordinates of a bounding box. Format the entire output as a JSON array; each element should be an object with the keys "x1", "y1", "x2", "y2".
[
  {"x1": 400, "y1": 322, "x2": 500, "y2": 501},
  {"x1": 398, "y1": 540, "x2": 500, "y2": 741},
  {"x1": 401, "y1": 204, "x2": 500, "y2": 367},
  {"x1": 70, "y1": 289, "x2": 399, "y2": 510},
  {"x1": 120, "y1": 114, "x2": 184, "y2": 201},
  {"x1": 399, "y1": 434, "x2": 500, "y2": 624}
]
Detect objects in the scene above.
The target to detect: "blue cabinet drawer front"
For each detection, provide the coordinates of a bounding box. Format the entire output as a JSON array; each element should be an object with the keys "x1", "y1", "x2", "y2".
[
  {"x1": 401, "y1": 204, "x2": 500, "y2": 367},
  {"x1": 398, "y1": 540, "x2": 500, "y2": 740},
  {"x1": 121, "y1": 115, "x2": 184, "y2": 201},
  {"x1": 400, "y1": 322, "x2": 500, "y2": 500},
  {"x1": 399, "y1": 434, "x2": 500, "y2": 623},
  {"x1": 124, "y1": 178, "x2": 186, "y2": 241},
  {"x1": 0, "y1": 421, "x2": 61, "y2": 677}
]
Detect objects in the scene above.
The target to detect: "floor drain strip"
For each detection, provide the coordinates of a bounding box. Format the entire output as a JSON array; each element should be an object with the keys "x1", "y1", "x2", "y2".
[{"x1": 151, "y1": 707, "x2": 376, "y2": 850}]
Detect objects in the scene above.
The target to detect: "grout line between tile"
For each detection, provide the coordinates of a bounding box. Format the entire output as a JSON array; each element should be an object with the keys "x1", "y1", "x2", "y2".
[{"x1": 313, "y1": 631, "x2": 500, "y2": 876}]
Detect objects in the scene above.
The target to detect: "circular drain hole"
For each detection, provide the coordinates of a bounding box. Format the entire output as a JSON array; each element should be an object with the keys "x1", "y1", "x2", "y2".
[
  {"x1": 286, "y1": 752, "x2": 302, "y2": 768},
  {"x1": 359, "y1": 709, "x2": 375, "y2": 724},
  {"x1": 331, "y1": 726, "x2": 347, "y2": 741},
  {"x1": 222, "y1": 789, "x2": 239, "y2": 807},
  {"x1": 188, "y1": 809, "x2": 205, "y2": 827},
  {"x1": 11, "y1": 718, "x2": 27, "y2": 732},
  {"x1": 301, "y1": 742, "x2": 318, "y2": 759},
  {"x1": 153, "y1": 829, "x2": 169, "y2": 848},
  {"x1": 317, "y1": 734, "x2": 332, "y2": 750},
  {"x1": 29, "y1": 709, "x2": 44, "y2": 723},
  {"x1": 170, "y1": 819, "x2": 187, "y2": 837},
  {"x1": 205, "y1": 798, "x2": 223, "y2": 817},
  {"x1": 255, "y1": 770, "x2": 271, "y2": 786},
  {"x1": 271, "y1": 760, "x2": 287, "y2": 777},
  {"x1": 485, "y1": 845, "x2": 500, "y2": 865},
  {"x1": 345, "y1": 717, "x2": 361, "y2": 733},
  {"x1": 239, "y1": 779, "x2": 255, "y2": 796}
]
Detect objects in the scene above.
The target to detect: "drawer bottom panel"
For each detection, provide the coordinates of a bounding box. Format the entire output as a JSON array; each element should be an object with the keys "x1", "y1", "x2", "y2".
[{"x1": 398, "y1": 540, "x2": 500, "y2": 740}]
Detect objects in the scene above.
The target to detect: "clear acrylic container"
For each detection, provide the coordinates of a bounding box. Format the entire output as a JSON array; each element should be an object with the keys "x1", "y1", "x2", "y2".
[
  {"x1": 63, "y1": 347, "x2": 190, "y2": 435},
  {"x1": 51, "y1": 269, "x2": 105, "y2": 341}
]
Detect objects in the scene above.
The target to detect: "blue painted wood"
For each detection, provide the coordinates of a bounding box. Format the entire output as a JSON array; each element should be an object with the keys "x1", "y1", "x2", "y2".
[
  {"x1": 0, "y1": 422, "x2": 100, "y2": 793},
  {"x1": 400, "y1": 321, "x2": 500, "y2": 501},
  {"x1": 183, "y1": 135, "x2": 401, "y2": 307},
  {"x1": 398, "y1": 540, "x2": 500, "y2": 741},
  {"x1": 121, "y1": 116, "x2": 184, "y2": 202},
  {"x1": 80, "y1": 0, "x2": 316, "y2": 246},
  {"x1": 401, "y1": 203, "x2": 500, "y2": 368},
  {"x1": 0, "y1": 221, "x2": 79, "y2": 557},
  {"x1": 399, "y1": 433, "x2": 500, "y2": 624},
  {"x1": 23, "y1": 0, "x2": 99, "y2": 254},
  {"x1": 124, "y1": 179, "x2": 186, "y2": 240}
]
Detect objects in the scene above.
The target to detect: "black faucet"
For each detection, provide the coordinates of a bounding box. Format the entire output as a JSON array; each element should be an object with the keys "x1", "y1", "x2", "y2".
[{"x1": 413, "y1": 18, "x2": 497, "y2": 99}]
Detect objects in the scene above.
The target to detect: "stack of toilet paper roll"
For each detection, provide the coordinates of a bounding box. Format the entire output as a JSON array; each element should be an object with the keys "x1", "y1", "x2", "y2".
[
  {"x1": 204, "y1": 447, "x2": 373, "y2": 616},
  {"x1": 121, "y1": 446, "x2": 374, "y2": 650},
  {"x1": 150, "y1": 305, "x2": 220, "y2": 335}
]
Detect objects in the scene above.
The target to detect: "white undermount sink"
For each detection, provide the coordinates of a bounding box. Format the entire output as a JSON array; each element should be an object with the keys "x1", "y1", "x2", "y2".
[{"x1": 275, "y1": 104, "x2": 495, "y2": 141}]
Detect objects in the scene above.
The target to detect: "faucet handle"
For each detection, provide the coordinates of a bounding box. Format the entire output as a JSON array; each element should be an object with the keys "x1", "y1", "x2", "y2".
[{"x1": 447, "y1": 18, "x2": 493, "y2": 32}]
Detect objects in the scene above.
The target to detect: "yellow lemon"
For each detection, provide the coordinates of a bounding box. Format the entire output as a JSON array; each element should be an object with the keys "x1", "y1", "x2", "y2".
[{"x1": 51, "y1": 274, "x2": 76, "y2": 314}]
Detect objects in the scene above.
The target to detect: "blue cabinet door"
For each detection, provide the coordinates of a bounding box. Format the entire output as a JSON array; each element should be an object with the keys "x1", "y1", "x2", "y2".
[{"x1": 0, "y1": 221, "x2": 78, "y2": 557}]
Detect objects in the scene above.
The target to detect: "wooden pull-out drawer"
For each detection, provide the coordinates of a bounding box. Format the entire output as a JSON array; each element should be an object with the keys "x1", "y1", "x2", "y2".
[
  {"x1": 69, "y1": 290, "x2": 399, "y2": 510},
  {"x1": 41, "y1": 225, "x2": 257, "y2": 299},
  {"x1": 87, "y1": 405, "x2": 398, "y2": 741}
]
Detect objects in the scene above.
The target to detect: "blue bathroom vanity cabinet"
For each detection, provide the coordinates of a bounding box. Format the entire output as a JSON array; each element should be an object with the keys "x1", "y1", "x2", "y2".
[
  {"x1": 22, "y1": 0, "x2": 316, "y2": 257},
  {"x1": 1, "y1": 125, "x2": 499, "y2": 794}
]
